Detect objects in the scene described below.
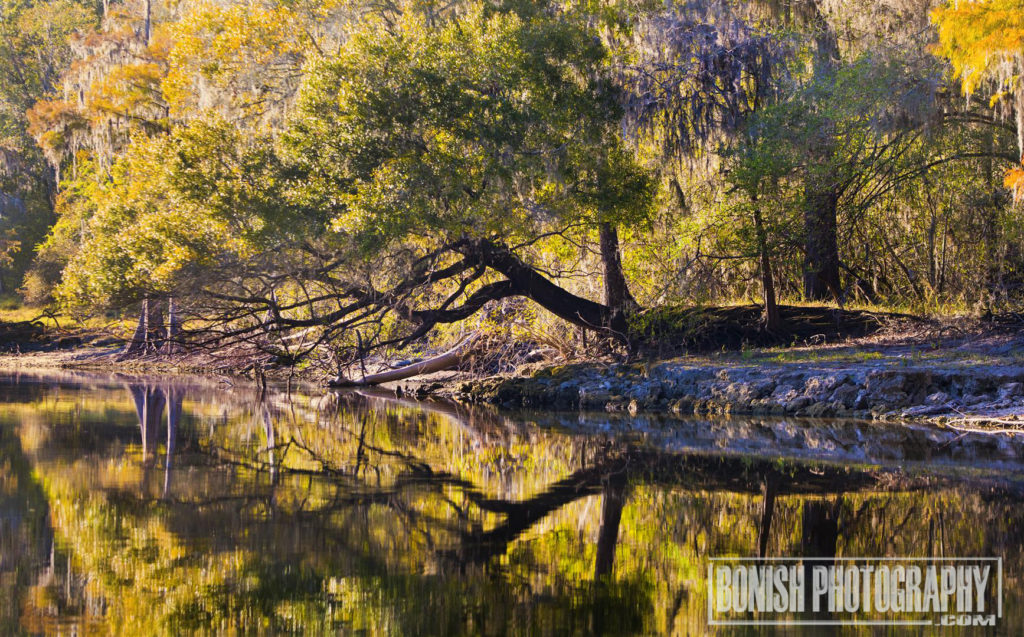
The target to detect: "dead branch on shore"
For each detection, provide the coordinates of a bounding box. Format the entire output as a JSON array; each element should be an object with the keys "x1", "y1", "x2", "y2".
[{"x1": 329, "y1": 332, "x2": 480, "y2": 386}]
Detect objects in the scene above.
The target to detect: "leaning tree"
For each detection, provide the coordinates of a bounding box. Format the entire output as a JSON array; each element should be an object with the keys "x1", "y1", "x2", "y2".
[{"x1": 54, "y1": 1, "x2": 794, "y2": 375}]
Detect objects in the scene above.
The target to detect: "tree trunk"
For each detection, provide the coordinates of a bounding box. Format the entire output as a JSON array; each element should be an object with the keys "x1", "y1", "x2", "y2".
[
  {"x1": 598, "y1": 222, "x2": 636, "y2": 312},
  {"x1": 143, "y1": 0, "x2": 152, "y2": 44},
  {"x1": 757, "y1": 474, "x2": 777, "y2": 558},
  {"x1": 982, "y1": 126, "x2": 1003, "y2": 309},
  {"x1": 594, "y1": 474, "x2": 626, "y2": 579},
  {"x1": 163, "y1": 388, "x2": 181, "y2": 497},
  {"x1": 166, "y1": 296, "x2": 181, "y2": 353},
  {"x1": 122, "y1": 298, "x2": 151, "y2": 358},
  {"x1": 802, "y1": 1, "x2": 842, "y2": 304},
  {"x1": 801, "y1": 499, "x2": 840, "y2": 558},
  {"x1": 129, "y1": 385, "x2": 165, "y2": 465},
  {"x1": 801, "y1": 497, "x2": 841, "y2": 617},
  {"x1": 753, "y1": 204, "x2": 781, "y2": 330},
  {"x1": 463, "y1": 238, "x2": 627, "y2": 338},
  {"x1": 122, "y1": 297, "x2": 168, "y2": 358},
  {"x1": 146, "y1": 299, "x2": 165, "y2": 353},
  {"x1": 330, "y1": 333, "x2": 478, "y2": 386},
  {"x1": 803, "y1": 187, "x2": 842, "y2": 301}
]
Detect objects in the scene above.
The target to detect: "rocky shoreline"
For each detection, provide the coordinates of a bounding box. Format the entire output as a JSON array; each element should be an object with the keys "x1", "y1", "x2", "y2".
[{"x1": 443, "y1": 351, "x2": 1024, "y2": 428}]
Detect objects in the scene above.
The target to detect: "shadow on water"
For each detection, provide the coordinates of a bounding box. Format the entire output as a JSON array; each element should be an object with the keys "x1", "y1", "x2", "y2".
[{"x1": 1, "y1": 369, "x2": 1023, "y2": 634}]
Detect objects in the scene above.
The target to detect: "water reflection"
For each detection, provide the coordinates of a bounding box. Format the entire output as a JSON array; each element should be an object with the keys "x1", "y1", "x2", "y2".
[{"x1": 1, "y1": 370, "x2": 1023, "y2": 634}]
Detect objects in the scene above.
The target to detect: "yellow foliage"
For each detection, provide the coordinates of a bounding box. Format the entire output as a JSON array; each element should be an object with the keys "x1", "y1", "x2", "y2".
[
  {"x1": 933, "y1": 1, "x2": 1024, "y2": 194},
  {"x1": 164, "y1": 0, "x2": 348, "y2": 121},
  {"x1": 932, "y1": 0, "x2": 1024, "y2": 96},
  {"x1": 1005, "y1": 164, "x2": 1024, "y2": 199}
]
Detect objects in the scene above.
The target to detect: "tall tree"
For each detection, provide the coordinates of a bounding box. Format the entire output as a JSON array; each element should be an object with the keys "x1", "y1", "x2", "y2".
[
  {"x1": 617, "y1": 0, "x2": 790, "y2": 324},
  {"x1": 0, "y1": 0, "x2": 96, "y2": 294}
]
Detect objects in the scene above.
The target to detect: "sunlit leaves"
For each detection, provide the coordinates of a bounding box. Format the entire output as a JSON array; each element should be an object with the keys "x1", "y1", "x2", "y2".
[
  {"x1": 932, "y1": 0, "x2": 1024, "y2": 97},
  {"x1": 164, "y1": 0, "x2": 351, "y2": 123},
  {"x1": 288, "y1": 4, "x2": 653, "y2": 254},
  {"x1": 54, "y1": 129, "x2": 242, "y2": 311},
  {"x1": 932, "y1": 0, "x2": 1024, "y2": 158}
]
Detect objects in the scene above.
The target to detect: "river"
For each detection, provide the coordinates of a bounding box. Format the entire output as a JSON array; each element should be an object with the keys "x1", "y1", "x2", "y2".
[{"x1": 0, "y1": 370, "x2": 1021, "y2": 634}]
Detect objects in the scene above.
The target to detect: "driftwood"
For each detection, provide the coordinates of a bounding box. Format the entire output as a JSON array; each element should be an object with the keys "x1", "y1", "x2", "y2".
[{"x1": 330, "y1": 333, "x2": 479, "y2": 387}]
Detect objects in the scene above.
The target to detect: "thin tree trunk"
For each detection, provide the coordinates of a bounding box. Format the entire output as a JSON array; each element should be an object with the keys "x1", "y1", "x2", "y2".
[
  {"x1": 757, "y1": 474, "x2": 777, "y2": 558},
  {"x1": 163, "y1": 388, "x2": 181, "y2": 497},
  {"x1": 261, "y1": 403, "x2": 278, "y2": 482},
  {"x1": 753, "y1": 204, "x2": 781, "y2": 330},
  {"x1": 166, "y1": 297, "x2": 181, "y2": 353},
  {"x1": 143, "y1": 0, "x2": 152, "y2": 44}
]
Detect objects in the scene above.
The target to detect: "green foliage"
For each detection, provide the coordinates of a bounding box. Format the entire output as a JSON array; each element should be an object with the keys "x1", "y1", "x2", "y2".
[
  {"x1": 287, "y1": 5, "x2": 653, "y2": 254},
  {"x1": 52, "y1": 126, "x2": 254, "y2": 311}
]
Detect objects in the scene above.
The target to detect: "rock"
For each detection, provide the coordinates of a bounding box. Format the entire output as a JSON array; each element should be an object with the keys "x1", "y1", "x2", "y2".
[
  {"x1": 414, "y1": 382, "x2": 443, "y2": 399},
  {"x1": 628, "y1": 382, "x2": 662, "y2": 403},
  {"x1": 901, "y1": 404, "x2": 950, "y2": 417},
  {"x1": 962, "y1": 394, "x2": 988, "y2": 406},
  {"x1": 998, "y1": 382, "x2": 1023, "y2": 400},
  {"x1": 830, "y1": 383, "x2": 860, "y2": 408},
  {"x1": 802, "y1": 401, "x2": 837, "y2": 418},
  {"x1": 784, "y1": 396, "x2": 814, "y2": 413},
  {"x1": 447, "y1": 351, "x2": 1024, "y2": 423},
  {"x1": 866, "y1": 370, "x2": 932, "y2": 403},
  {"x1": 853, "y1": 390, "x2": 870, "y2": 409},
  {"x1": 925, "y1": 391, "x2": 950, "y2": 405},
  {"x1": 804, "y1": 375, "x2": 844, "y2": 398},
  {"x1": 772, "y1": 385, "x2": 799, "y2": 401},
  {"x1": 669, "y1": 397, "x2": 695, "y2": 415}
]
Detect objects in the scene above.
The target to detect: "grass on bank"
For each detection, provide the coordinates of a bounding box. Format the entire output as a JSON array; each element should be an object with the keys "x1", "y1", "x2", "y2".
[{"x1": 0, "y1": 294, "x2": 128, "y2": 333}]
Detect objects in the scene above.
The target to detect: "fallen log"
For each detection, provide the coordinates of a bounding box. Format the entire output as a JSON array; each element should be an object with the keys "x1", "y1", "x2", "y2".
[{"x1": 329, "y1": 332, "x2": 479, "y2": 387}]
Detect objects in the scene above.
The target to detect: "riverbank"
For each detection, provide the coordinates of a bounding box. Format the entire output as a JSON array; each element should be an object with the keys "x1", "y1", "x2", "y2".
[
  {"x1": 439, "y1": 328, "x2": 1024, "y2": 430},
  {"x1": 3, "y1": 312, "x2": 1024, "y2": 430}
]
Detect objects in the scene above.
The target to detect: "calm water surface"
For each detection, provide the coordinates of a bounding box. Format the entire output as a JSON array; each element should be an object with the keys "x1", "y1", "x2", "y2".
[{"x1": 1, "y1": 370, "x2": 1023, "y2": 635}]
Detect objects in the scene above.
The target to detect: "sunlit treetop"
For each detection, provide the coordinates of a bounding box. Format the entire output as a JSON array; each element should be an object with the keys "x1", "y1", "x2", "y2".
[
  {"x1": 932, "y1": 0, "x2": 1024, "y2": 195},
  {"x1": 163, "y1": 0, "x2": 355, "y2": 124},
  {"x1": 52, "y1": 118, "x2": 297, "y2": 311},
  {"x1": 932, "y1": 0, "x2": 1024, "y2": 98},
  {"x1": 25, "y1": 8, "x2": 172, "y2": 178}
]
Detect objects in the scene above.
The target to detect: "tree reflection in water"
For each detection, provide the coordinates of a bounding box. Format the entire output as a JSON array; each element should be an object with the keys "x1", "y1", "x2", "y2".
[{"x1": 1, "y1": 370, "x2": 1024, "y2": 634}]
